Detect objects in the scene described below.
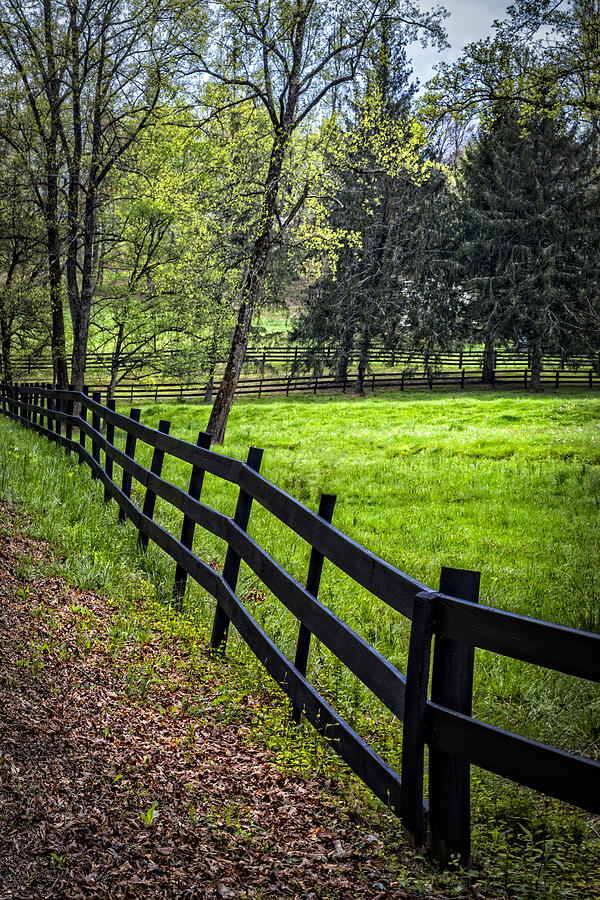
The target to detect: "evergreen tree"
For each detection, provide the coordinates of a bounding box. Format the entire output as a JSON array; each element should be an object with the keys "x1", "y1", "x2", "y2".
[
  {"x1": 293, "y1": 39, "x2": 431, "y2": 391},
  {"x1": 456, "y1": 109, "x2": 600, "y2": 388}
]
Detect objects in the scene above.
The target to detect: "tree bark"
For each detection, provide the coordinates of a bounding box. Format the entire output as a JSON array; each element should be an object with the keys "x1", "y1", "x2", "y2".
[
  {"x1": 207, "y1": 129, "x2": 289, "y2": 443},
  {"x1": 529, "y1": 339, "x2": 543, "y2": 391},
  {"x1": 481, "y1": 334, "x2": 495, "y2": 385},
  {"x1": 107, "y1": 322, "x2": 124, "y2": 400},
  {"x1": 354, "y1": 330, "x2": 371, "y2": 394}
]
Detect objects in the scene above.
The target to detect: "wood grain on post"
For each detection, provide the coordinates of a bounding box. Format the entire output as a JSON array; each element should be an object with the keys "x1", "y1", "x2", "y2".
[
  {"x1": 104, "y1": 399, "x2": 116, "y2": 501},
  {"x1": 173, "y1": 430, "x2": 212, "y2": 609},
  {"x1": 119, "y1": 408, "x2": 141, "y2": 523},
  {"x1": 139, "y1": 419, "x2": 171, "y2": 552},
  {"x1": 91, "y1": 392, "x2": 102, "y2": 475},
  {"x1": 211, "y1": 446, "x2": 263, "y2": 652},
  {"x1": 400, "y1": 591, "x2": 436, "y2": 848},
  {"x1": 292, "y1": 493, "x2": 336, "y2": 724},
  {"x1": 428, "y1": 566, "x2": 480, "y2": 867}
]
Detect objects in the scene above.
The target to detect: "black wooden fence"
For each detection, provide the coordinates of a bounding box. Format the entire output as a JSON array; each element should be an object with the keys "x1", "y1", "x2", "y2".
[
  {"x1": 1, "y1": 382, "x2": 599, "y2": 867},
  {"x1": 10, "y1": 343, "x2": 600, "y2": 383},
  {"x1": 83, "y1": 366, "x2": 599, "y2": 405}
]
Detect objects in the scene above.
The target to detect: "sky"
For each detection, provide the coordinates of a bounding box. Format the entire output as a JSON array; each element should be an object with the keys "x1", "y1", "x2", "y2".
[{"x1": 408, "y1": 0, "x2": 511, "y2": 88}]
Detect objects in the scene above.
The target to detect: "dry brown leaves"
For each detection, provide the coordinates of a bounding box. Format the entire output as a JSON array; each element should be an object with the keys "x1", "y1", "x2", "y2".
[{"x1": 0, "y1": 503, "x2": 440, "y2": 900}]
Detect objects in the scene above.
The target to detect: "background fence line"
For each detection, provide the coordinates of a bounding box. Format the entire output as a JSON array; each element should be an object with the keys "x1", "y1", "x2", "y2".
[
  {"x1": 7, "y1": 343, "x2": 600, "y2": 385},
  {"x1": 77, "y1": 367, "x2": 600, "y2": 404},
  {"x1": 1, "y1": 382, "x2": 599, "y2": 867}
]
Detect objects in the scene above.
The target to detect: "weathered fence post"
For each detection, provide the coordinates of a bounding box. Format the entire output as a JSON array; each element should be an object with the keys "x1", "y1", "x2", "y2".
[
  {"x1": 292, "y1": 493, "x2": 337, "y2": 724},
  {"x1": 55, "y1": 384, "x2": 64, "y2": 438},
  {"x1": 428, "y1": 566, "x2": 481, "y2": 867},
  {"x1": 119, "y1": 408, "x2": 141, "y2": 522},
  {"x1": 139, "y1": 419, "x2": 171, "y2": 552},
  {"x1": 90, "y1": 391, "x2": 102, "y2": 475},
  {"x1": 104, "y1": 399, "x2": 116, "y2": 501},
  {"x1": 65, "y1": 386, "x2": 73, "y2": 447},
  {"x1": 79, "y1": 387, "x2": 89, "y2": 462},
  {"x1": 401, "y1": 590, "x2": 436, "y2": 848},
  {"x1": 46, "y1": 383, "x2": 55, "y2": 440},
  {"x1": 173, "y1": 430, "x2": 212, "y2": 609},
  {"x1": 211, "y1": 446, "x2": 264, "y2": 652}
]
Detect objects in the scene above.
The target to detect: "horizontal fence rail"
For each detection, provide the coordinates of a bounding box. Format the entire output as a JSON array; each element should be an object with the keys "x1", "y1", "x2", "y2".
[
  {"x1": 8, "y1": 343, "x2": 600, "y2": 386},
  {"x1": 70, "y1": 367, "x2": 600, "y2": 405},
  {"x1": 1, "y1": 382, "x2": 599, "y2": 867}
]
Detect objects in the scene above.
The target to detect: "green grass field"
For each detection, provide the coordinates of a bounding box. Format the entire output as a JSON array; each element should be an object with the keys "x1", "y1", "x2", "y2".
[{"x1": 1, "y1": 389, "x2": 599, "y2": 897}]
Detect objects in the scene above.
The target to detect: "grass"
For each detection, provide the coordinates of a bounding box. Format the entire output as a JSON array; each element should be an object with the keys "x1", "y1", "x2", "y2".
[{"x1": 1, "y1": 388, "x2": 599, "y2": 898}]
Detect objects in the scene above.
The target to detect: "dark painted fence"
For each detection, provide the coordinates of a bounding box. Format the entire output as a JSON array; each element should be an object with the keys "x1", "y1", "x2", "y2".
[
  {"x1": 81, "y1": 367, "x2": 599, "y2": 405},
  {"x1": 1, "y1": 382, "x2": 599, "y2": 866},
  {"x1": 10, "y1": 344, "x2": 600, "y2": 383}
]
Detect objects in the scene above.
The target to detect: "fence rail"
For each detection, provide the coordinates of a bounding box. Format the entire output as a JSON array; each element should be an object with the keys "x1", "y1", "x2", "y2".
[
  {"x1": 77, "y1": 367, "x2": 599, "y2": 404},
  {"x1": 1, "y1": 382, "x2": 599, "y2": 866},
  {"x1": 9, "y1": 344, "x2": 600, "y2": 382}
]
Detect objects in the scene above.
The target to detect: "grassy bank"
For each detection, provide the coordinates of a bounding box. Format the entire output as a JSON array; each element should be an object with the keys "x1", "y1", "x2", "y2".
[{"x1": 0, "y1": 390, "x2": 599, "y2": 897}]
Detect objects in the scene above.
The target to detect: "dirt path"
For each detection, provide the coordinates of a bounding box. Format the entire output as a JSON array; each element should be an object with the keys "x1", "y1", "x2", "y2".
[{"x1": 0, "y1": 503, "x2": 442, "y2": 900}]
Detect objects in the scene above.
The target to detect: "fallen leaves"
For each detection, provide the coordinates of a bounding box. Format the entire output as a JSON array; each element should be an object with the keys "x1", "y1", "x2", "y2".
[{"x1": 0, "y1": 502, "x2": 445, "y2": 899}]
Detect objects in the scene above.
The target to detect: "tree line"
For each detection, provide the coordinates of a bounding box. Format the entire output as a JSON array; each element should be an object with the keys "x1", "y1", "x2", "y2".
[{"x1": 0, "y1": 0, "x2": 599, "y2": 440}]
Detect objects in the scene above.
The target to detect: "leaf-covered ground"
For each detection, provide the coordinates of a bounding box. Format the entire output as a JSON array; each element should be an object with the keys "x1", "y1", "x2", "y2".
[{"x1": 0, "y1": 502, "x2": 457, "y2": 900}]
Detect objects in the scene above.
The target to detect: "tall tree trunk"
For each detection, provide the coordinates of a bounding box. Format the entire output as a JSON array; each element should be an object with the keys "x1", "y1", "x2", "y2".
[
  {"x1": 335, "y1": 322, "x2": 355, "y2": 382},
  {"x1": 529, "y1": 339, "x2": 543, "y2": 392},
  {"x1": 354, "y1": 331, "x2": 371, "y2": 394},
  {"x1": 47, "y1": 219, "x2": 69, "y2": 387},
  {"x1": 71, "y1": 190, "x2": 97, "y2": 391},
  {"x1": 207, "y1": 130, "x2": 288, "y2": 444},
  {"x1": 107, "y1": 322, "x2": 124, "y2": 400},
  {"x1": 0, "y1": 249, "x2": 19, "y2": 384},
  {"x1": 481, "y1": 334, "x2": 495, "y2": 385},
  {"x1": 0, "y1": 304, "x2": 12, "y2": 385}
]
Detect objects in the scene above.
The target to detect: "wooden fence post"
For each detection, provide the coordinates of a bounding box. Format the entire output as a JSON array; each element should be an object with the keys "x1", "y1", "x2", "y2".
[
  {"x1": 104, "y1": 399, "x2": 116, "y2": 501},
  {"x1": 91, "y1": 391, "x2": 102, "y2": 475},
  {"x1": 211, "y1": 446, "x2": 264, "y2": 652},
  {"x1": 139, "y1": 419, "x2": 171, "y2": 552},
  {"x1": 46, "y1": 383, "x2": 55, "y2": 440},
  {"x1": 292, "y1": 493, "x2": 337, "y2": 724},
  {"x1": 119, "y1": 408, "x2": 141, "y2": 522},
  {"x1": 428, "y1": 566, "x2": 481, "y2": 867},
  {"x1": 55, "y1": 384, "x2": 64, "y2": 438},
  {"x1": 400, "y1": 590, "x2": 436, "y2": 848},
  {"x1": 79, "y1": 387, "x2": 89, "y2": 462},
  {"x1": 524, "y1": 369, "x2": 528, "y2": 388},
  {"x1": 173, "y1": 430, "x2": 212, "y2": 609},
  {"x1": 65, "y1": 385, "x2": 73, "y2": 446}
]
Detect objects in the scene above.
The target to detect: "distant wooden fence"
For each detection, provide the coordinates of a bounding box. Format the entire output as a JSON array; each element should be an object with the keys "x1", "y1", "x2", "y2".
[
  {"x1": 85, "y1": 367, "x2": 599, "y2": 405},
  {"x1": 2, "y1": 382, "x2": 599, "y2": 867},
  {"x1": 10, "y1": 343, "x2": 600, "y2": 383}
]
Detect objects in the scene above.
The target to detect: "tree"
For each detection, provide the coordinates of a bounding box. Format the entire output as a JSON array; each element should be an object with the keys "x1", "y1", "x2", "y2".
[
  {"x1": 0, "y1": 0, "x2": 183, "y2": 388},
  {"x1": 422, "y1": 1, "x2": 600, "y2": 134},
  {"x1": 183, "y1": 0, "x2": 446, "y2": 442},
  {"x1": 292, "y1": 36, "x2": 447, "y2": 392},
  {"x1": 455, "y1": 108, "x2": 600, "y2": 389}
]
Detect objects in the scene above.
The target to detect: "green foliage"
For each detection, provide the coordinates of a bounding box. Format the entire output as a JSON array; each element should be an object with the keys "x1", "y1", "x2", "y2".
[
  {"x1": 454, "y1": 109, "x2": 600, "y2": 377},
  {"x1": 1, "y1": 392, "x2": 599, "y2": 895}
]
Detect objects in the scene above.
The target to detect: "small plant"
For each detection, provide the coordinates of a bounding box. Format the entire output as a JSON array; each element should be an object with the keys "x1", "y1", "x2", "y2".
[{"x1": 140, "y1": 801, "x2": 159, "y2": 826}]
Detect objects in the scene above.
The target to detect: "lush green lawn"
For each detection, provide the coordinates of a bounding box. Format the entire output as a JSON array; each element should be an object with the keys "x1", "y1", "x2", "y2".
[{"x1": 1, "y1": 389, "x2": 599, "y2": 896}]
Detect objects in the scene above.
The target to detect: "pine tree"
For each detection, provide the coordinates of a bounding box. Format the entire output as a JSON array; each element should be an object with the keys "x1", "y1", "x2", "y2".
[
  {"x1": 293, "y1": 39, "x2": 424, "y2": 391},
  {"x1": 456, "y1": 109, "x2": 600, "y2": 389}
]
